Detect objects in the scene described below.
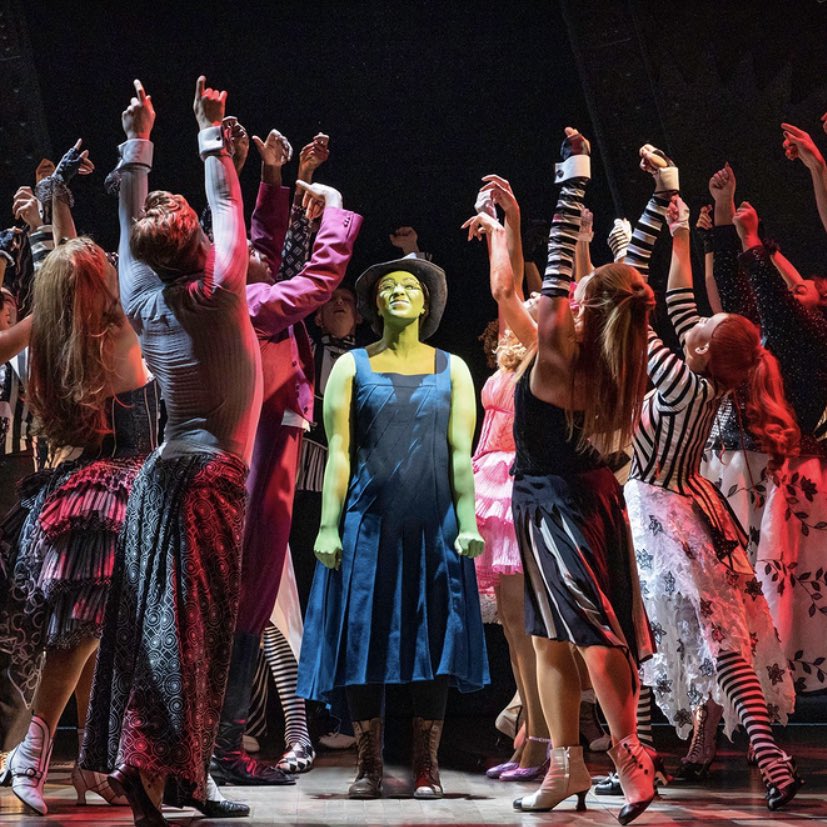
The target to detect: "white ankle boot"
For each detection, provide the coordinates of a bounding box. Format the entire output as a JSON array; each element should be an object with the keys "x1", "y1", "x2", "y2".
[
  {"x1": 513, "y1": 745, "x2": 591, "y2": 812},
  {"x1": 0, "y1": 715, "x2": 53, "y2": 815}
]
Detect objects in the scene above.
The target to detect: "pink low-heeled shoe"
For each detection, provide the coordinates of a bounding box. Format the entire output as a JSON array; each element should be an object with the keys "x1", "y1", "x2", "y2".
[
  {"x1": 485, "y1": 760, "x2": 519, "y2": 779},
  {"x1": 500, "y1": 759, "x2": 550, "y2": 782}
]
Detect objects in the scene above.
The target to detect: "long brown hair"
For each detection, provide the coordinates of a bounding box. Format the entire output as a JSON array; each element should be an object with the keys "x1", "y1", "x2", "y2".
[
  {"x1": 28, "y1": 238, "x2": 122, "y2": 448},
  {"x1": 708, "y1": 315, "x2": 799, "y2": 462},
  {"x1": 572, "y1": 263, "x2": 654, "y2": 456}
]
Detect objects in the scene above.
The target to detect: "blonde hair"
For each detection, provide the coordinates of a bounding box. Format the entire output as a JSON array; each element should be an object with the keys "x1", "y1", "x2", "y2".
[
  {"x1": 130, "y1": 190, "x2": 202, "y2": 279},
  {"x1": 28, "y1": 238, "x2": 121, "y2": 448},
  {"x1": 708, "y1": 315, "x2": 799, "y2": 463},
  {"x1": 479, "y1": 320, "x2": 527, "y2": 371},
  {"x1": 572, "y1": 263, "x2": 654, "y2": 456}
]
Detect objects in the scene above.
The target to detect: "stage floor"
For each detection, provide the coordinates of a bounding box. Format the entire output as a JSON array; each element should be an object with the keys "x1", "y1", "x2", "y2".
[{"x1": 1, "y1": 726, "x2": 825, "y2": 825}]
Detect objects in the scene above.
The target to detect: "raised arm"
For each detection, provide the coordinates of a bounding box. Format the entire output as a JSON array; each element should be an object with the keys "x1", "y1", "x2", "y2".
[
  {"x1": 37, "y1": 139, "x2": 95, "y2": 243},
  {"x1": 246, "y1": 183, "x2": 362, "y2": 335},
  {"x1": 782, "y1": 121, "x2": 827, "y2": 235},
  {"x1": 643, "y1": 196, "x2": 705, "y2": 409},
  {"x1": 194, "y1": 76, "x2": 247, "y2": 297},
  {"x1": 314, "y1": 352, "x2": 356, "y2": 570},
  {"x1": 623, "y1": 144, "x2": 678, "y2": 281},
  {"x1": 463, "y1": 191, "x2": 536, "y2": 348},
  {"x1": 117, "y1": 79, "x2": 157, "y2": 319},
  {"x1": 275, "y1": 136, "x2": 331, "y2": 282},
  {"x1": 734, "y1": 201, "x2": 827, "y2": 361},
  {"x1": 665, "y1": 196, "x2": 701, "y2": 346},
  {"x1": 480, "y1": 174, "x2": 526, "y2": 289},
  {"x1": 249, "y1": 128, "x2": 292, "y2": 272},
  {"x1": 709, "y1": 163, "x2": 760, "y2": 322},
  {"x1": 449, "y1": 355, "x2": 484, "y2": 559},
  {"x1": 534, "y1": 128, "x2": 591, "y2": 383},
  {"x1": 12, "y1": 187, "x2": 53, "y2": 271},
  {"x1": 574, "y1": 207, "x2": 594, "y2": 281},
  {"x1": 696, "y1": 205, "x2": 722, "y2": 314}
]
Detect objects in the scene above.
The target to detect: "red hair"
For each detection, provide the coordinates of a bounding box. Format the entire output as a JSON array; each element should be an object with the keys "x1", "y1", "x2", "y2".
[
  {"x1": 130, "y1": 190, "x2": 202, "y2": 279},
  {"x1": 708, "y1": 315, "x2": 799, "y2": 462}
]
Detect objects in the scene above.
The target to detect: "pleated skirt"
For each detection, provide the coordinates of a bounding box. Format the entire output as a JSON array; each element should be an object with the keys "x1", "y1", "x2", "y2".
[{"x1": 512, "y1": 467, "x2": 654, "y2": 667}]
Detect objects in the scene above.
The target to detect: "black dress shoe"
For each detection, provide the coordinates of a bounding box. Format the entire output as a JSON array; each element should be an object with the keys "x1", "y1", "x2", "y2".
[
  {"x1": 209, "y1": 754, "x2": 296, "y2": 786},
  {"x1": 108, "y1": 764, "x2": 170, "y2": 827},
  {"x1": 183, "y1": 796, "x2": 251, "y2": 817},
  {"x1": 164, "y1": 774, "x2": 251, "y2": 818}
]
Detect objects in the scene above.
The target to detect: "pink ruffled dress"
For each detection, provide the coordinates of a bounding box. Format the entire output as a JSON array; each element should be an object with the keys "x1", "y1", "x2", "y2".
[{"x1": 472, "y1": 368, "x2": 522, "y2": 593}]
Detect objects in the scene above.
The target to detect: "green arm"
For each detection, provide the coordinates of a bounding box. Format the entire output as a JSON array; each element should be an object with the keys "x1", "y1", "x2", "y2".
[
  {"x1": 315, "y1": 352, "x2": 356, "y2": 569},
  {"x1": 448, "y1": 355, "x2": 484, "y2": 558}
]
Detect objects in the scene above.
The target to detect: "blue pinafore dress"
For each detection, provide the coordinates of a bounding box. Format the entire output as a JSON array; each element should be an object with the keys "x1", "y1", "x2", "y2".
[{"x1": 297, "y1": 348, "x2": 489, "y2": 702}]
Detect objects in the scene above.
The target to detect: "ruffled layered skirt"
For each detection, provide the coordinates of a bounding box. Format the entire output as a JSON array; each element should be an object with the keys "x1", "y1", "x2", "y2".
[{"x1": 625, "y1": 479, "x2": 795, "y2": 739}]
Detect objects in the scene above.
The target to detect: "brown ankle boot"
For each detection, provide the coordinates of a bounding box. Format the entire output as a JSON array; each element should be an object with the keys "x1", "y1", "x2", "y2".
[
  {"x1": 348, "y1": 718, "x2": 383, "y2": 799},
  {"x1": 411, "y1": 718, "x2": 444, "y2": 799}
]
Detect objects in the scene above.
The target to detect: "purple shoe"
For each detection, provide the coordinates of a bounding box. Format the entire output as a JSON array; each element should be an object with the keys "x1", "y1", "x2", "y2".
[
  {"x1": 485, "y1": 761, "x2": 519, "y2": 779},
  {"x1": 499, "y1": 760, "x2": 550, "y2": 782}
]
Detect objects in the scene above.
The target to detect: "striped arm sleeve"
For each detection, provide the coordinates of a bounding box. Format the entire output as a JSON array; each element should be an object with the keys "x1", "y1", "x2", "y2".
[
  {"x1": 646, "y1": 324, "x2": 700, "y2": 409},
  {"x1": 665, "y1": 288, "x2": 701, "y2": 347},
  {"x1": 542, "y1": 181, "x2": 586, "y2": 298},
  {"x1": 624, "y1": 194, "x2": 670, "y2": 281},
  {"x1": 29, "y1": 225, "x2": 54, "y2": 271}
]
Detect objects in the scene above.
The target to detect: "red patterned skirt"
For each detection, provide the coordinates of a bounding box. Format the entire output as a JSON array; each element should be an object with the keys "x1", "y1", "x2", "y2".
[{"x1": 81, "y1": 448, "x2": 247, "y2": 801}]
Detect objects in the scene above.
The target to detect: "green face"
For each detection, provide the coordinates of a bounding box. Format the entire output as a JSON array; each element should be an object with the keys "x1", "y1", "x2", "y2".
[{"x1": 375, "y1": 270, "x2": 426, "y2": 326}]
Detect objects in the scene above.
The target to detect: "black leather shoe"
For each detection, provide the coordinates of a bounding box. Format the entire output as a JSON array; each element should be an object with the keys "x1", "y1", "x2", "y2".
[
  {"x1": 209, "y1": 753, "x2": 295, "y2": 786},
  {"x1": 184, "y1": 796, "x2": 251, "y2": 817},
  {"x1": 164, "y1": 774, "x2": 251, "y2": 817},
  {"x1": 108, "y1": 764, "x2": 170, "y2": 827}
]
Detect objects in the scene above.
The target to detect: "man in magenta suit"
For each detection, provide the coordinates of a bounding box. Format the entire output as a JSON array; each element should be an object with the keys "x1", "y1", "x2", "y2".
[{"x1": 211, "y1": 128, "x2": 362, "y2": 785}]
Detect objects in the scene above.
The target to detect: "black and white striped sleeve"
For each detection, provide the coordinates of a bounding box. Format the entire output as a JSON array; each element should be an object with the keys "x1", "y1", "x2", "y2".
[
  {"x1": 646, "y1": 324, "x2": 700, "y2": 411},
  {"x1": 665, "y1": 288, "x2": 700, "y2": 348}
]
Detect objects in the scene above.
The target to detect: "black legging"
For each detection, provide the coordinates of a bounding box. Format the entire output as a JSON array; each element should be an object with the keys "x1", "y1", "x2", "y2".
[{"x1": 346, "y1": 678, "x2": 449, "y2": 722}]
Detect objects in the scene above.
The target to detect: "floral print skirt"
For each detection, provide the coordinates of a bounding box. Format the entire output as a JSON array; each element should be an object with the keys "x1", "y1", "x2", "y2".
[
  {"x1": 702, "y1": 449, "x2": 827, "y2": 694},
  {"x1": 625, "y1": 479, "x2": 795, "y2": 740}
]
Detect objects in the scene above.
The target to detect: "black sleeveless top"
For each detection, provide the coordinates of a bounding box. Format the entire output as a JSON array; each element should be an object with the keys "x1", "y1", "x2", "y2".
[{"x1": 512, "y1": 367, "x2": 604, "y2": 477}]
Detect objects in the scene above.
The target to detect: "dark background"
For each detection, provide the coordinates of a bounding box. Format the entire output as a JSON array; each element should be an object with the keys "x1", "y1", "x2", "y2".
[
  {"x1": 4, "y1": 0, "x2": 827, "y2": 382},
  {"x1": 4, "y1": 0, "x2": 827, "y2": 727}
]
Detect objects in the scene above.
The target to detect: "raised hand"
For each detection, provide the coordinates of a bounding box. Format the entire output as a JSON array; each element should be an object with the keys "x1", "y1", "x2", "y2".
[
  {"x1": 55, "y1": 139, "x2": 95, "y2": 183},
  {"x1": 708, "y1": 162, "x2": 736, "y2": 202},
  {"x1": 578, "y1": 206, "x2": 594, "y2": 243},
  {"x1": 639, "y1": 143, "x2": 678, "y2": 192},
  {"x1": 12, "y1": 186, "x2": 41, "y2": 229},
  {"x1": 35, "y1": 158, "x2": 55, "y2": 183},
  {"x1": 781, "y1": 122, "x2": 825, "y2": 170},
  {"x1": 666, "y1": 194, "x2": 690, "y2": 236},
  {"x1": 461, "y1": 211, "x2": 503, "y2": 242},
  {"x1": 122, "y1": 79, "x2": 155, "y2": 140},
  {"x1": 696, "y1": 204, "x2": 713, "y2": 232},
  {"x1": 389, "y1": 225, "x2": 420, "y2": 253},
  {"x1": 454, "y1": 530, "x2": 484, "y2": 559},
  {"x1": 193, "y1": 75, "x2": 227, "y2": 130},
  {"x1": 732, "y1": 201, "x2": 761, "y2": 248},
  {"x1": 223, "y1": 117, "x2": 250, "y2": 173},
  {"x1": 479, "y1": 174, "x2": 520, "y2": 218},
  {"x1": 251, "y1": 129, "x2": 293, "y2": 168},
  {"x1": 297, "y1": 133, "x2": 330, "y2": 182},
  {"x1": 607, "y1": 217, "x2": 632, "y2": 262},
  {"x1": 295, "y1": 180, "x2": 343, "y2": 220}
]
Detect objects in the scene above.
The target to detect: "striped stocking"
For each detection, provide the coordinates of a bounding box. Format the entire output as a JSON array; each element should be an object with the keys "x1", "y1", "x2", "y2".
[
  {"x1": 716, "y1": 651, "x2": 790, "y2": 787},
  {"x1": 262, "y1": 622, "x2": 311, "y2": 748}
]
